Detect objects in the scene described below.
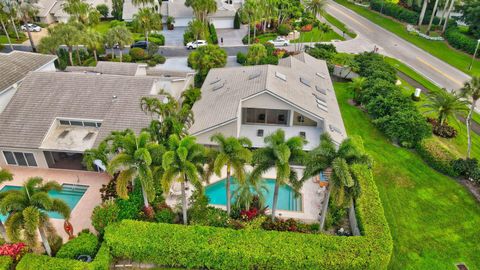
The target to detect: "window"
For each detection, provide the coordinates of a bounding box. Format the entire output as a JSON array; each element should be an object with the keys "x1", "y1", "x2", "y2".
[
  {"x1": 83, "y1": 122, "x2": 96, "y2": 127},
  {"x1": 3, "y1": 151, "x2": 37, "y2": 167},
  {"x1": 70, "y1": 121, "x2": 83, "y2": 126},
  {"x1": 59, "y1": 120, "x2": 70, "y2": 125},
  {"x1": 243, "y1": 108, "x2": 289, "y2": 125},
  {"x1": 58, "y1": 119, "x2": 102, "y2": 128}
]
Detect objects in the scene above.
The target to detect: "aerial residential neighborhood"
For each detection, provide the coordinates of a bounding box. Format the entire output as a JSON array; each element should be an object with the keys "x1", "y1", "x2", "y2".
[{"x1": 0, "y1": 0, "x2": 479, "y2": 268}]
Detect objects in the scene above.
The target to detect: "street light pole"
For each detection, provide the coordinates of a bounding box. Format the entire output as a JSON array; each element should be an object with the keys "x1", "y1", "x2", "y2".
[{"x1": 468, "y1": 39, "x2": 480, "y2": 71}]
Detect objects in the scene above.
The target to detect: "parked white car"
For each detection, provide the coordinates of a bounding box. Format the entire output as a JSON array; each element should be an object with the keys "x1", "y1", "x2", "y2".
[
  {"x1": 21, "y1": 24, "x2": 41, "y2": 32},
  {"x1": 267, "y1": 37, "x2": 290, "y2": 47},
  {"x1": 186, "y1": 40, "x2": 207, "y2": 49}
]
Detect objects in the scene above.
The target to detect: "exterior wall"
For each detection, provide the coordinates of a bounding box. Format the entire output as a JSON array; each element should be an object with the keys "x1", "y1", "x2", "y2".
[
  {"x1": 39, "y1": 62, "x2": 56, "y2": 72},
  {"x1": 210, "y1": 18, "x2": 234, "y2": 29},
  {"x1": 0, "y1": 86, "x2": 17, "y2": 114},
  {"x1": 38, "y1": 14, "x2": 56, "y2": 24},
  {"x1": 0, "y1": 147, "x2": 49, "y2": 169},
  {"x1": 194, "y1": 121, "x2": 237, "y2": 146},
  {"x1": 174, "y1": 17, "x2": 192, "y2": 27}
]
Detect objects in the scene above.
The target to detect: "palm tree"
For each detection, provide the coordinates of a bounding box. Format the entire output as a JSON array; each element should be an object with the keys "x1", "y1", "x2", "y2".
[
  {"x1": 460, "y1": 76, "x2": 480, "y2": 158},
  {"x1": 107, "y1": 131, "x2": 158, "y2": 209},
  {"x1": 133, "y1": 8, "x2": 162, "y2": 45},
  {"x1": 132, "y1": 0, "x2": 154, "y2": 7},
  {"x1": 347, "y1": 77, "x2": 366, "y2": 102},
  {"x1": 441, "y1": 0, "x2": 455, "y2": 33},
  {"x1": 0, "y1": 177, "x2": 70, "y2": 256},
  {"x1": 38, "y1": 35, "x2": 60, "y2": 56},
  {"x1": 0, "y1": 11, "x2": 13, "y2": 51},
  {"x1": 62, "y1": 0, "x2": 100, "y2": 25},
  {"x1": 418, "y1": 0, "x2": 429, "y2": 26},
  {"x1": 303, "y1": 133, "x2": 371, "y2": 208},
  {"x1": 17, "y1": 0, "x2": 38, "y2": 52},
  {"x1": 49, "y1": 23, "x2": 81, "y2": 66},
  {"x1": 105, "y1": 25, "x2": 132, "y2": 62},
  {"x1": 426, "y1": 0, "x2": 440, "y2": 35},
  {"x1": 191, "y1": 0, "x2": 217, "y2": 25},
  {"x1": 82, "y1": 27, "x2": 103, "y2": 62},
  {"x1": 305, "y1": 0, "x2": 325, "y2": 19},
  {"x1": 211, "y1": 134, "x2": 252, "y2": 215},
  {"x1": 0, "y1": 169, "x2": 13, "y2": 241},
  {"x1": 423, "y1": 90, "x2": 468, "y2": 126},
  {"x1": 161, "y1": 135, "x2": 205, "y2": 224},
  {"x1": 232, "y1": 172, "x2": 267, "y2": 211},
  {"x1": 0, "y1": 0, "x2": 20, "y2": 40},
  {"x1": 251, "y1": 129, "x2": 306, "y2": 220}
]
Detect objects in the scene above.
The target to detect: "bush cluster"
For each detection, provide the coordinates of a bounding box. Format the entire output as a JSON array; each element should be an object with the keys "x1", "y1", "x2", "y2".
[
  {"x1": 56, "y1": 232, "x2": 99, "y2": 260},
  {"x1": 103, "y1": 163, "x2": 392, "y2": 269},
  {"x1": 416, "y1": 138, "x2": 458, "y2": 176},
  {"x1": 370, "y1": 0, "x2": 418, "y2": 24},
  {"x1": 427, "y1": 118, "x2": 457, "y2": 138},
  {"x1": 277, "y1": 24, "x2": 291, "y2": 36},
  {"x1": 0, "y1": 256, "x2": 12, "y2": 270},
  {"x1": 452, "y1": 158, "x2": 480, "y2": 183},
  {"x1": 355, "y1": 52, "x2": 431, "y2": 147},
  {"x1": 445, "y1": 26, "x2": 479, "y2": 56},
  {"x1": 261, "y1": 218, "x2": 319, "y2": 233}
]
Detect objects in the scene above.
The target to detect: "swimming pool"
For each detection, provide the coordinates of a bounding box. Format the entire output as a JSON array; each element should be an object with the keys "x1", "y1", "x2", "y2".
[
  {"x1": 205, "y1": 178, "x2": 302, "y2": 211},
  {"x1": 0, "y1": 184, "x2": 88, "y2": 220}
]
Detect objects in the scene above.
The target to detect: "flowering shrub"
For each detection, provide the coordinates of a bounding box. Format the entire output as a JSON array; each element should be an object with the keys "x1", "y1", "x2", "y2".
[
  {"x1": 427, "y1": 118, "x2": 457, "y2": 138},
  {"x1": 0, "y1": 242, "x2": 28, "y2": 261},
  {"x1": 240, "y1": 208, "x2": 260, "y2": 221},
  {"x1": 301, "y1": 24, "x2": 313, "y2": 32}
]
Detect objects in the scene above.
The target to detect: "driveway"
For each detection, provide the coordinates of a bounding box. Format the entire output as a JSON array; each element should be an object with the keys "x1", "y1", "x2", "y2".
[
  {"x1": 159, "y1": 26, "x2": 186, "y2": 47},
  {"x1": 21, "y1": 27, "x2": 50, "y2": 46},
  {"x1": 217, "y1": 25, "x2": 247, "y2": 46}
]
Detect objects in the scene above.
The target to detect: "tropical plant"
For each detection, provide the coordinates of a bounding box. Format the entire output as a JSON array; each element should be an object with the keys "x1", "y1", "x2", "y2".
[
  {"x1": 191, "y1": 0, "x2": 217, "y2": 24},
  {"x1": 38, "y1": 35, "x2": 60, "y2": 56},
  {"x1": 0, "y1": 10, "x2": 13, "y2": 50},
  {"x1": 0, "y1": 169, "x2": 13, "y2": 242},
  {"x1": 17, "y1": 0, "x2": 39, "y2": 51},
  {"x1": 418, "y1": 0, "x2": 428, "y2": 26},
  {"x1": 48, "y1": 23, "x2": 81, "y2": 66},
  {"x1": 0, "y1": 0, "x2": 20, "y2": 40},
  {"x1": 303, "y1": 133, "x2": 371, "y2": 208},
  {"x1": 107, "y1": 131, "x2": 162, "y2": 211},
  {"x1": 347, "y1": 77, "x2": 366, "y2": 102},
  {"x1": 232, "y1": 172, "x2": 267, "y2": 211},
  {"x1": 425, "y1": 0, "x2": 439, "y2": 35},
  {"x1": 251, "y1": 129, "x2": 306, "y2": 220},
  {"x1": 105, "y1": 25, "x2": 133, "y2": 62},
  {"x1": 133, "y1": 7, "x2": 162, "y2": 45},
  {"x1": 211, "y1": 134, "x2": 252, "y2": 215},
  {"x1": 187, "y1": 44, "x2": 227, "y2": 86},
  {"x1": 460, "y1": 76, "x2": 480, "y2": 158},
  {"x1": 304, "y1": 0, "x2": 325, "y2": 19},
  {"x1": 161, "y1": 135, "x2": 205, "y2": 224},
  {"x1": 246, "y1": 44, "x2": 267, "y2": 65},
  {"x1": 242, "y1": 0, "x2": 263, "y2": 42},
  {"x1": 132, "y1": 0, "x2": 154, "y2": 7},
  {"x1": 423, "y1": 90, "x2": 468, "y2": 126},
  {"x1": 82, "y1": 27, "x2": 103, "y2": 62},
  {"x1": 0, "y1": 177, "x2": 70, "y2": 256},
  {"x1": 62, "y1": 0, "x2": 100, "y2": 25},
  {"x1": 96, "y1": 4, "x2": 109, "y2": 18},
  {"x1": 111, "y1": 0, "x2": 123, "y2": 19}
]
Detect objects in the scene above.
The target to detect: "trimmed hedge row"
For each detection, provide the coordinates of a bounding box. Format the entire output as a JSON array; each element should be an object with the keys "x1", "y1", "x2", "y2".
[
  {"x1": 370, "y1": 0, "x2": 418, "y2": 24},
  {"x1": 0, "y1": 256, "x2": 12, "y2": 270},
  {"x1": 445, "y1": 26, "x2": 479, "y2": 56},
  {"x1": 56, "y1": 232, "x2": 99, "y2": 260},
  {"x1": 16, "y1": 242, "x2": 111, "y2": 270},
  {"x1": 104, "y1": 166, "x2": 393, "y2": 269},
  {"x1": 416, "y1": 138, "x2": 458, "y2": 177}
]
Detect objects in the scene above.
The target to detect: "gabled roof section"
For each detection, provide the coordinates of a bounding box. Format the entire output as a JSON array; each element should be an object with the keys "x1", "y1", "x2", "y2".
[
  {"x1": 0, "y1": 51, "x2": 57, "y2": 92},
  {"x1": 65, "y1": 61, "x2": 142, "y2": 76}
]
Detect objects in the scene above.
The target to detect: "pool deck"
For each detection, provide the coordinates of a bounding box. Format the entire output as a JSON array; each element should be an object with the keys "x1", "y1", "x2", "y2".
[{"x1": 0, "y1": 166, "x2": 110, "y2": 241}]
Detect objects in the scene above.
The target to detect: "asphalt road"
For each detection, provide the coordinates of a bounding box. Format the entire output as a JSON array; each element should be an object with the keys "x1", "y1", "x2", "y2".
[{"x1": 324, "y1": 0, "x2": 471, "y2": 91}]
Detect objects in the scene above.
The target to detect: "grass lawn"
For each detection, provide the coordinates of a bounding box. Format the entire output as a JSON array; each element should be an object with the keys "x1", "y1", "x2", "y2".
[
  {"x1": 291, "y1": 28, "x2": 344, "y2": 43},
  {"x1": 0, "y1": 34, "x2": 27, "y2": 44},
  {"x1": 93, "y1": 21, "x2": 142, "y2": 40},
  {"x1": 323, "y1": 13, "x2": 357, "y2": 38},
  {"x1": 334, "y1": 0, "x2": 480, "y2": 76},
  {"x1": 334, "y1": 82, "x2": 480, "y2": 269}
]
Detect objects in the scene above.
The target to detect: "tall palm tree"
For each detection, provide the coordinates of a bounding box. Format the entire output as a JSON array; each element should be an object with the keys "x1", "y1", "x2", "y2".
[
  {"x1": 133, "y1": 8, "x2": 162, "y2": 45},
  {"x1": 251, "y1": 129, "x2": 306, "y2": 220},
  {"x1": 17, "y1": 0, "x2": 38, "y2": 52},
  {"x1": 38, "y1": 35, "x2": 60, "y2": 56},
  {"x1": 211, "y1": 134, "x2": 252, "y2": 215},
  {"x1": 62, "y1": 0, "x2": 100, "y2": 25},
  {"x1": 0, "y1": 11, "x2": 13, "y2": 51},
  {"x1": 347, "y1": 76, "x2": 366, "y2": 102},
  {"x1": 460, "y1": 76, "x2": 480, "y2": 158},
  {"x1": 303, "y1": 133, "x2": 371, "y2": 207},
  {"x1": 191, "y1": 0, "x2": 217, "y2": 25},
  {"x1": 105, "y1": 25, "x2": 132, "y2": 62},
  {"x1": 82, "y1": 27, "x2": 103, "y2": 62},
  {"x1": 107, "y1": 131, "x2": 158, "y2": 209},
  {"x1": 232, "y1": 172, "x2": 267, "y2": 211},
  {"x1": 162, "y1": 135, "x2": 205, "y2": 224},
  {"x1": 0, "y1": 177, "x2": 70, "y2": 256},
  {"x1": 1, "y1": 0, "x2": 20, "y2": 40},
  {"x1": 418, "y1": 0, "x2": 429, "y2": 26},
  {"x1": 305, "y1": 0, "x2": 325, "y2": 19},
  {"x1": 0, "y1": 169, "x2": 13, "y2": 241},
  {"x1": 441, "y1": 0, "x2": 455, "y2": 33},
  {"x1": 423, "y1": 90, "x2": 468, "y2": 126},
  {"x1": 426, "y1": 0, "x2": 440, "y2": 35},
  {"x1": 48, "y1": 23, "x2": 81, "y2": 66}
]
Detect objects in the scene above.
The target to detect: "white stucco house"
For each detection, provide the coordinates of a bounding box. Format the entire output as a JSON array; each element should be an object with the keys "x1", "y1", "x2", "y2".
[
  {"x1": 36, "y1": 0, "x2": 113, "y2": 24},
  {"x1": 123, "y1": 0, "x2": 244, "y2": 29},
  {"x1": 190, "y1": 53, "x2": 347, "y2": 150},
  {"x1": 0, "y1": 51, "x2": 57, "y2": 114}
]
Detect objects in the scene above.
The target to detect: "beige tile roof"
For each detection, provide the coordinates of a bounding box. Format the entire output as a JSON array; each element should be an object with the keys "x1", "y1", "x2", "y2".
[
  {"x1": 190, "y1": 53, "x2": 347, "y2": 144},
  {"x1": 65, "y1": 62, "x2": 142, "y2": 76},
  {"x1": 0, "y1": 51, "x2": 57, "y2": 92},
  {"x1": 0, "y1": 72, "x2": 160, "y2": 149}
]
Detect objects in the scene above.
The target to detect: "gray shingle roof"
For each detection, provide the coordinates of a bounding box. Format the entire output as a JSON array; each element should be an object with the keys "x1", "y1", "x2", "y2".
[
  {"x1": 65, "y1": 62, "x2": 141, "y2": 76},
  {"x1": 190, "y1": 53, "x2": 347, "y2": 144},
  {"x1": 0, "y1": 72, "x2": 160, "y2": 149},
  {"x1": 0, "y1": 51, "x2": 57, "y2": 92}
]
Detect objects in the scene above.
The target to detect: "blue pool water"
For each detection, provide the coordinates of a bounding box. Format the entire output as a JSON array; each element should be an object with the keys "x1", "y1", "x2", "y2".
[
  {"x1": 0, "y1": 184, "x2": 88, "y2": 220},
  {"x1": 205, "y1": 179, "x2": 302, "y2": 211}
]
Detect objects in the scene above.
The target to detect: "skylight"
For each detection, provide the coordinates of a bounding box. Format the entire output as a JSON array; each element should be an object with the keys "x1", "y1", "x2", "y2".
[
  {"x1": 316, "y1": 86, "x2": 327, "y2": 95},
  {"x1": 316, "y1": 72, "x2": 326, "y2": 79},
  {"x1": 210, "y1": 78, "x2": 221, "y2": 85},
  {"x1": 212, "y1": 82, "x2": 225, "y2": 91},
  {"x1": 249, "y1": 71, "x2": 261, "y2": 80},
  {"x1": 275, "y1": 71, "x2": 287, "y2": 81},
  {"x1": 300, "y1": 77, "x2": 311, "y2": 87}
]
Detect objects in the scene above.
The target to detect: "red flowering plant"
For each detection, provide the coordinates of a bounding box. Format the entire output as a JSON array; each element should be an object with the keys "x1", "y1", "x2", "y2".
[
  {"x1": 240, "y1": 208, "x2": 260, "y2": 221},
  {"x1": 0, "y1": 242, "x2": 28, "y2": 261}
]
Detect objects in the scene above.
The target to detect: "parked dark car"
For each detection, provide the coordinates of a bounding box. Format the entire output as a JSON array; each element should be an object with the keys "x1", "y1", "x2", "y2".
[{"x1": 130, "y1": 41, "x2": 149, "y2": 49}]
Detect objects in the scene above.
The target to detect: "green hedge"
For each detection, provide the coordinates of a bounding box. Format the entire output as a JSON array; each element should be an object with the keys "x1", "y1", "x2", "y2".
[
  {"x1": 16, "y1": 242, "x2": 111, "y2": 270},
  {"x1": 209, "y1": 23, "x2": 218, "y2": 44},
  {"x1": 104, "y1": 168, "x2": 392, "y2": 269},
  {"x1": 416, "y1": 138, "x2": 459, "y2": 177},
  {"x1": 0, "y1": 256, "x2": 12, "y2": 270},
  {"x1": 445, "y1": 26, "x2": 479, "y2": 56},
  {"x1": 56, "y1": 232, "x2": 99, "y2": 260},
  {"x1": 370, "y1": 0, "x2": 418, "y2": 24}
]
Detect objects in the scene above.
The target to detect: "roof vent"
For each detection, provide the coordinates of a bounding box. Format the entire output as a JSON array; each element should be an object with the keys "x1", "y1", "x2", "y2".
[
  {"x1": 316, "y1": 72, "x2": 326, "y2": 79},
  {"x1": 248, "y1": 71, "x2": 261, "y2": 80},
  {"x1": 112, "y1": 95, "x2": 118, "y2": 102},
  {"x1": 315, "y1": 86, "x2": 327, "y2": 95},
  {"x1": 275, "y1": 71, "x2": 287, "y2": 82},
  {"x1": 210, "y1": 78, "x2": 221, "y2": 85},
  {"x1": 300, "y1": 77, "x2": 311, "y2": 87},
  {"x1": 212, "y1": 82, "x2": 225, "y2": 91}
]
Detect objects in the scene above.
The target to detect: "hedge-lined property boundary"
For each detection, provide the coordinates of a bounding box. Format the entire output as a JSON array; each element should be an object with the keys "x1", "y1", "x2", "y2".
[
  {"x1": 16, "y1": 242, "x2": 111, "y2": 270},
  {"x1": 104, "y1": 163, "x2": 392, "y2": 270}
]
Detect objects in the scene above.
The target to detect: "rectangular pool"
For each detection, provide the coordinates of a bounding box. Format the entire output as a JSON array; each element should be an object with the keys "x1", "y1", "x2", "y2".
[{"x1": 0, "y1": 184, "x2": 88, "y2": 220}]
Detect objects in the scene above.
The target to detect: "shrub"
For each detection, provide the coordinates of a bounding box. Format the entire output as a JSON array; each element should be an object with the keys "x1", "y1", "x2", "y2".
[
  {"x1": 416, "y1": 138, "x2": 458, "y2": 176},
  {"x1": 96, "y1": 4, "x2": 109, "y2": 18},
  {"x1": 151, "y1": 54, "x2": 166, "y2": 64},
  {"x1": 56, "y1": 233, "x2": 99, "y2": 260},
  {"x1": 50, "y1": 235, "x2": 63, "y2": 257},
  {"x1": 129, "y1": 48, "x2": 147, "y2": 61},
  {"x1": 209, "y1": 23, "x2": 218, "y2": 44},
  {"x1": 370, "y1": 0, "x2": 418, "y2": 24},
  {"x1": 277, "y1": 24, "x2": 291, "y2": 36},
  {"x1": 116, "y1": 186, "x2": 143, "y2": 220},
  {"x1": 121, "y1": 54, "x2": 132, "y2": 63},
  {"x1": 109, "y1": 20, "x2": 126, "y2": 28},
  {"x1": 445, "y1": 26, "x2": 479, "y2": 55},
  {"x1": 236, "y1": 52, "x2": 246, "y2": 64},
  {"x1": 427, "y1": 118, "x2": 457, "y2": 138},
  {"x1": 452, "y1": 158, "x2": 480, "y2": 182},
  {"x1": 91, "y1": 200, "x2": 120, "y2": 235},
  {"x1": 234, "y1": 12, "x2": 241, "y2": 29},
  {"x1": 0, "y1": 256, "x2": 12, "y2": 270},
  {"x1": 147, "y1": 43, "x2": 159, "y2": 57},
  {"x1": 149, "y1": 33, "x2": 165, "y2": 46},
  {"x1": 0, "y1": 242, "x2": 27, "y2": 261},
  {"x1": 155, "y1": 208, "x2": 175, "y2": 223}
]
